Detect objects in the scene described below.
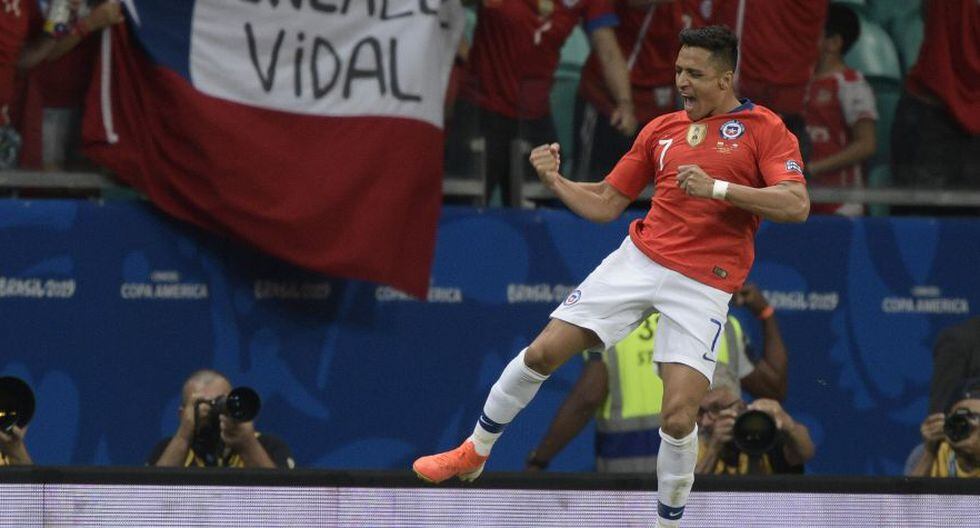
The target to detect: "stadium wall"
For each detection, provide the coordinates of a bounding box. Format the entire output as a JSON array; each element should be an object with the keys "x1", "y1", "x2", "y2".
[{"x1": 0, "y1": 200, "x2": 977, "y2": 475}]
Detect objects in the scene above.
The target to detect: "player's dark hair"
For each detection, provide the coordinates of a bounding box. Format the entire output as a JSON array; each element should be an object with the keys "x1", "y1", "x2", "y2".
[
  {"x1": 678, "y1": 25, "x2": 738, "y2": 72},
  {"x1": 825, "y1": 4, "x2": 861, "y2": 54}
]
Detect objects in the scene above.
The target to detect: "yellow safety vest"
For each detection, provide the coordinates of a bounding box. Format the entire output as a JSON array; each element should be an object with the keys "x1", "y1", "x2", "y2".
[
  {"x1": 931, "y1": 441, "x2": 980, "y2": 478},
  {"x1": 592, "y1": 312, "x2": 745, "y2": 472}
]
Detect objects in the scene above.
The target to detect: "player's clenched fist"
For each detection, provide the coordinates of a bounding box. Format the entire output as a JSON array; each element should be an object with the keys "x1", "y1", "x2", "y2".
[
  {"x1": 676, "y1": 164, "x2": 715, "y2": 198},
  {"x1": 529, "y1": 143, "x2": 562, "y2": 188}
]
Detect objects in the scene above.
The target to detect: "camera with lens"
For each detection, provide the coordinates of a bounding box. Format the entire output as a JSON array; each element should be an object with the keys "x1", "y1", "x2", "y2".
[
  {"x1": 192, "y1": 386, "x2": 261, "y2": 460},
  {"x1": 943, "y1": 408, "x2": 978, "y2": 443},
  {"x1": 0, "y1": 377, "x2": 35, "y2": 433},
  {"x1": 732, "y1": 409, "x2": 778, "y2": 456},
  {"x1": 194, "y1": 386, "x2": 262, "y2": 429}
]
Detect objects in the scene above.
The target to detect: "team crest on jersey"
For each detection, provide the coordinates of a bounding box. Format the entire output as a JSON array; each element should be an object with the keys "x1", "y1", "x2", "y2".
[
  {"x1": 686, "y1": 124, "x2": 707, "y2": 147},
  {"x1": 720, "y1": 120, "x2": 745, "y2": 140},
  {"x1": 786, "y1": 160, "x2": 804, "y2": 175},
  {"x1": 564, "y1": 289, "x2": 582, "y2": 305}
]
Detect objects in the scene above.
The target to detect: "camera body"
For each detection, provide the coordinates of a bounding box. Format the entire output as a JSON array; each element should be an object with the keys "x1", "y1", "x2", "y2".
[
  {"x1": 944, "y1": 408, "x2": 977, "y2": 443},
  {"x1": 191, "y1": 387, "x2": 261, "y2": 463}
]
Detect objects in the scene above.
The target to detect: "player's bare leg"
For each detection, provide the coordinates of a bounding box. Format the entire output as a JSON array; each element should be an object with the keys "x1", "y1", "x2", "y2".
[
  {"x1": 656, "y1": 362, "x2": 711, "y2": 527},
  {"x1": 413, "y1": 319, "x2": 601, "y2": 483}
]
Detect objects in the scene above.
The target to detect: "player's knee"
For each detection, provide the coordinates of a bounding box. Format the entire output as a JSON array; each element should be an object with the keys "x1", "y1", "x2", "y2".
[
  {"x1": 523, "y1": 344, "x2": 559, "y2": 376},
  {"x1": 660, "y1": 405, "x2": 698, "y2": 439}
]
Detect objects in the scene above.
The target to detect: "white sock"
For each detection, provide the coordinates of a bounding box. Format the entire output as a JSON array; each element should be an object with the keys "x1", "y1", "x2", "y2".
[
  {"x1": 469, "y1": 348, "x2": 549, "y2": 456},
  {"x1": 656, "y1": 425, "x2": 698, "y2": 527}
]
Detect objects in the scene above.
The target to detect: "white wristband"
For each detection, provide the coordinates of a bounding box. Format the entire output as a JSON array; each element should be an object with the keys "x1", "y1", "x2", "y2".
[{"x1": 712, "y1": 180, "x2": 729, "y2": 200}]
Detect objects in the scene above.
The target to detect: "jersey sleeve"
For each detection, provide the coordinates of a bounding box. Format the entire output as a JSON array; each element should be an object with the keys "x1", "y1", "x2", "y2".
[
  {"x1": 839, "y1": 75, "x2": 878, "y2": 126},
  {"x1": 605, "y1": 121, "x2": 658, "y2": 199},
  {"x1": 757, "y1": 117, "x2": 807, "y2": 186},
  {"x1": 583, "y1": 0, "x2": 618, "y2": 34}
]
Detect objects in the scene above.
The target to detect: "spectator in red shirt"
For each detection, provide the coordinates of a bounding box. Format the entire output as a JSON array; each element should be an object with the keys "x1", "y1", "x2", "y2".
[
  {"x1": 892, "y1": 0, "x2": 980, "y2": 216},
  {"x1": 803, "y1": 3, "x2": 877, "y2": 216},
  {"x1": 0, "y1": 0, "x2": 122, "y2": 170},
  {"x1": 574, "y1": 0, "x2": 684, "y2": 182},
  {"x1": 447, "y1": 0, "x2": 634, "y2": 206}
]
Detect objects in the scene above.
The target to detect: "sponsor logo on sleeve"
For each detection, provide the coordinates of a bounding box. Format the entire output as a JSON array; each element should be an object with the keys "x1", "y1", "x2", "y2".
[{"x1": 786, "y1": 160, "x2": 803, "y2": 175}]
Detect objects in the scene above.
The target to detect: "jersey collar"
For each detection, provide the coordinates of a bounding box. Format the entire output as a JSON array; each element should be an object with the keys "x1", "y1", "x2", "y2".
[{"x1": 729, "y1": 98, "x2": 755, "y2": 113}]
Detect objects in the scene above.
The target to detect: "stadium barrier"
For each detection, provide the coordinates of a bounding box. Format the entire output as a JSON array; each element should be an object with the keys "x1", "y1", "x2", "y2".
[{"x1": 1, "y1": 466, "x2": 978, "y2": 527}]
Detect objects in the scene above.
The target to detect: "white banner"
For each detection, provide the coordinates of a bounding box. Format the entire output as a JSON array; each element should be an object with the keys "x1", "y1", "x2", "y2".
[{"x1": 189, "y1": 0, "x2": 464, "y2": 127}]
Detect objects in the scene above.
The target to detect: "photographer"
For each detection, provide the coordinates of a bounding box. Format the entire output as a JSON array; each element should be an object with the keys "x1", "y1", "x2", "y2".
[
  {"x1": 695, "y1": 388, "x2": 814, "y2": 475},
  {"x1": 147, "y1": 370, "x2": 293, "y2": 469},
  {"x1": 907, "y1": 378, "x2": 980, "y2": 478},
  {"x1": 0, "y1": 425, "x2": 32, "y2": 466}
]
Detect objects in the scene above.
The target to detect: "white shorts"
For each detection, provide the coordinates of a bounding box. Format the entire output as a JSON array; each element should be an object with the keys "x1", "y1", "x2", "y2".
[{"x1": 550, "y1": 237, "x2": 732, "y2": 381}]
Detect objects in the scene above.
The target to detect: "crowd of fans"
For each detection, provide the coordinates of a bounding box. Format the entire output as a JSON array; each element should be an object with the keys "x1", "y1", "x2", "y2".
[
  {"x1": 2, "y1": 1, "x2": 977, "y2": 214},
  {"x1": 444, "y1": 0, "x2": 979, "y2": 213}
]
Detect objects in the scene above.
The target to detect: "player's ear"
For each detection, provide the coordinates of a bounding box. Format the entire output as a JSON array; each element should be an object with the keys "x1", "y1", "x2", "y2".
[{"x1": 718, "y1": 70, "x2": 734, "y2": 91}]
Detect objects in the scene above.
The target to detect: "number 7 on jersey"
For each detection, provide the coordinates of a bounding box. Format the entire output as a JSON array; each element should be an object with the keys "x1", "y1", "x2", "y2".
[{"x1": 657, "y1": 138, "x2": 673, "y2": 171}]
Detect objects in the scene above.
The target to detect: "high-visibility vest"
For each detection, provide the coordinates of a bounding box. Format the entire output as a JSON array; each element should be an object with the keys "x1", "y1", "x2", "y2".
[
  {"x1": 593, "y1": 312, "x2": 745, "y2": 473},
  {"x1": 931, "y1": 441, "x2": 980, "y2": 478}
]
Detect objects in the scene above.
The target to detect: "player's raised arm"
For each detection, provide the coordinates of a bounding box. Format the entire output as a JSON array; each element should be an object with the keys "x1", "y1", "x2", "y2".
[
  {"x1": 676, "y1": 164, "x2": 810, "y2": 223},
  {"x1": 722, "y1": 180, "x2": 810, "y2": 223},
  {"x1": 529, "y1": 143, "x2": 632, "y2": 224}
]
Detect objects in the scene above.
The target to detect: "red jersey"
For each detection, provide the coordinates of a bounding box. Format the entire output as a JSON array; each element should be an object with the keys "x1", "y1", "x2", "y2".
[
  {"x1": 0, "y1": 0, "x2": 40, "y2": 125},
  {"x1": 906, "y1": 0, "x2": 980, "y2": 134},
  {"x1": 606, "y1": 101, "x2": 805, "y2": 292},
  {"x1": 579, "y1": 0, "x2": 684, "y2": 123},
  {"x1": 804, "y1": 68, "x2": 877, "y2": 215},
  {"x1": 705, "y1": 0, "x2": 827, "y2": 114},
  {"x1": 463, "y1": 0, "x2": 617, "y2": 120}
]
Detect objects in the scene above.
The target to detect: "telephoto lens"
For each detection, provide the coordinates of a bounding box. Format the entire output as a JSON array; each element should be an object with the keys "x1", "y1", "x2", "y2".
[
  {"x1": 213, "y1": 386, "x2": 262, "y2": 422},
  {"x1": 943, "y1": 409, "x2": 975, "y2": 443},
  {"x1": 732, "y1": 410, "x2": 778, "y2": 455},
  {"x1": 0, "y1": 377, "x2": 35, "y2": 433}
]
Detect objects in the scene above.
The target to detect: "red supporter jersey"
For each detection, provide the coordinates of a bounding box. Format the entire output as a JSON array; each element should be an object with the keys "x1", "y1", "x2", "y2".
[
  {"x1": 804, "y1": 68, "x2": 877, "y2": 215},
  {"x1": 605, "y1": 101, "x2": 805, "y2": 292},
  {"x1": 705, "y1": 0, "x2": 826, "y2": 114},
  {"x1": 906, "y1": 0, "x2": 980, "y2": 134},
  {"x1": 579, "y1": 0, "x2": 684, "y2": 123},
  {"x1": 0, "y1": 0, "x2": 40, "y2": 124},
  {"x1": 463, "y1": 0, "x2": 617, "y2": 120}
]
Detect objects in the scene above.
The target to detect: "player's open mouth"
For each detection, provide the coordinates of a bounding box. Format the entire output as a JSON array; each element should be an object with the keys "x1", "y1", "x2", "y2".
[{"x1": 682, "y1": 95, "x2": 696, "y2": 110}]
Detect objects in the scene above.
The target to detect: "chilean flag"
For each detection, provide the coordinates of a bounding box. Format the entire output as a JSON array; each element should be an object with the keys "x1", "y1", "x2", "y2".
[{"x1": 83, "y1": 1, "x2": 464, "y2": 297}]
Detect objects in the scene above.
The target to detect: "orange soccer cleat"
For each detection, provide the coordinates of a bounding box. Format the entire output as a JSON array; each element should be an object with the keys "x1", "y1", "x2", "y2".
[{"x1": 412, "y1": 440, "x2": 488, "y2": 484}]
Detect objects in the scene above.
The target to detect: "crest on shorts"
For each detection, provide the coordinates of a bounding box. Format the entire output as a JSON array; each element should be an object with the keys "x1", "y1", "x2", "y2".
[
  {"x1": 686, "y1": 124, "x2": 707, "y2": 147},
  {"x1": 720, "y1": 119, "x2": 745, "y2": 140},
  {"x1": 564, "y1": 289, "x2": 582, "y2": 305}
]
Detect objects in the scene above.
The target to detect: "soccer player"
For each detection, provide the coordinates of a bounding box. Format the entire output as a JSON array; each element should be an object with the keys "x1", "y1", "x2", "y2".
[{"x1": 413, "y1": 26, "x2": 809, "y2": 528}]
